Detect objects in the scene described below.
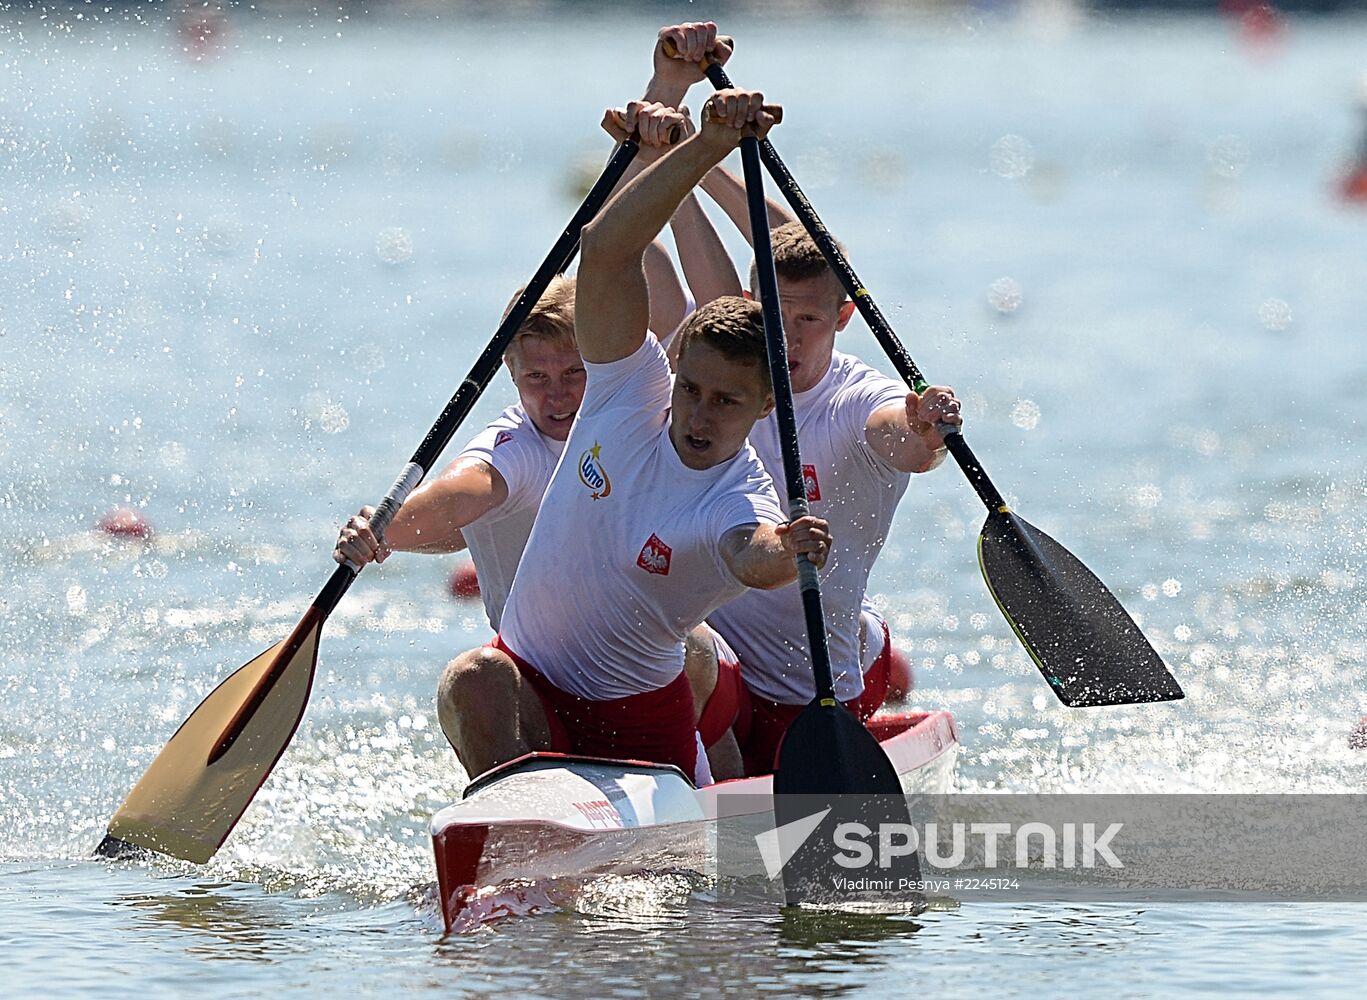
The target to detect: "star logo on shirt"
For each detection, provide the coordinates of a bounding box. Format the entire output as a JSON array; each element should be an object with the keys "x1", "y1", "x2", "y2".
[
  {"x1": 578, "y1": 442, "x2": 612, "y2": 500},
  {"x1": 636, "y1": 533, "x2": 672, "y2": 576},
  {"x1": 802, "y1": 464, "x2": 822, "y2": 502}
]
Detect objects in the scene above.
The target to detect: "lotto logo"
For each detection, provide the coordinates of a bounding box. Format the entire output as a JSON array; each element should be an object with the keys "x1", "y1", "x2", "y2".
[
  {"x1": 578, "y1": 442, "x2": 612, "y2": 500},
  {"x1": 493, "y1": 430, "x2": 514, "y2": 448},
  {"x1": 636, "y1": 533, "x2": 672, "y2": 576},
  {"x1": 803, "y1": 464, "x2": 822, "y2": 502}
]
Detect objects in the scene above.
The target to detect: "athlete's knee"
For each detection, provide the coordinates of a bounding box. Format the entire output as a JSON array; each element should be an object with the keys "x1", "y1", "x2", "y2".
[{"x1": 438, "y1": 646, "x2": 516, "y2": 708}]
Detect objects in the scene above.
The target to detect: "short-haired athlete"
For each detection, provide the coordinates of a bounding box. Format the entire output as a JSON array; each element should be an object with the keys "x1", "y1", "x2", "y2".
[
  {"x1": 647, "y1": 23, "x2": 965, "y2": 775},
  {"x1": 332, "y1": 101, "x2": 695, "y2": 630},
  {"x1": 436, "y1": 90, "x2": 831, "y2": 786},
  {"x1": 332, "y1": 37, "x2": 752, "y2": 778}
]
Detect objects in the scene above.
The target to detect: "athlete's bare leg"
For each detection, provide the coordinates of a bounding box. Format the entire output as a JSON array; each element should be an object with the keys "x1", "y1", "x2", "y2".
[
  {"x1": 437, "y1": 645, "x2": 553, "y2": 779},
  {"x1": 683, "y1": 627, "x2": 744, "y2": 781}
]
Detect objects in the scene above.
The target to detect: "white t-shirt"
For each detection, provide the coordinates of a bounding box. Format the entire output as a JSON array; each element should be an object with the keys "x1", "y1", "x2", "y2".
[
  {"x1": 455, "y1": 404, "x2": 565, "y2": 630},
  {"x1": 500, "y1": 335, "x2": 786, "y2": 700},
  {"x1": 708, "y1": 351, "x2": 910, "y2": 704}
]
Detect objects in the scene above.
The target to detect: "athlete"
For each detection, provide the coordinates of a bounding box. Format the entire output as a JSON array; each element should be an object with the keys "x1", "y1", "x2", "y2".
[
  {"x1": 645, "y1": 25, "x2": 964, "y2": 774},
  {"x1": 714, "y1": 219, "x2": 961, "y2": 774},
  {"x1": 334, "y1": 87, "x2": 748, "y2": 774},
  {"x1": 437, "y1": 91, "x2": 832, "y2": 787}
]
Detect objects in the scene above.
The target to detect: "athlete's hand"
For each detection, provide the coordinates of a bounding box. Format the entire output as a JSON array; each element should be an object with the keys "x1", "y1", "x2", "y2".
[
  {"x1": 698, "y1": 89, "x2": 779, "y2": 152},
  {"x1": 907, "y1": 386, "x2": 962, "y2": 441},
  {"x1": 600, "y1": 101, "x2": 689, "y2": 161},
  {"x1": 653, "y1": 21, "x2": 733, "y2": 89},
  {"x1": 334, "y1": 506, "x2": 391, "y2": 567},
  {"x1": 776, "y1": 514, "x2": 831, "y2": 570}
]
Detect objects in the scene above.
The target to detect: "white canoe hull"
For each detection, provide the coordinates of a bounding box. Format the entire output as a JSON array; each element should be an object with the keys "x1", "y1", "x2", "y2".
[{"x1": 430, "y1": 709, "x2": 958, "y2": 931}]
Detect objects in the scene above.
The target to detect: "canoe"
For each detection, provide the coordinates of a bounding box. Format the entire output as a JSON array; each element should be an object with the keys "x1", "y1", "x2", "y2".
[{"x1": 430, "y1": 709, "x2": 959, "y2": 932}]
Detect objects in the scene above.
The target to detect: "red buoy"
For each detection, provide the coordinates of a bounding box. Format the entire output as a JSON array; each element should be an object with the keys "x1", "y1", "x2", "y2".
[
  {"x1": 449, "y1": 563, "x2": 481, "y2": 601},
  {"x1": 886, "y1": 645, "x2": 915, "y2": 700},
  {"x1": 97, "y1": 507, "x2": 153, "y2": 540},
  {"x1": 1339, "y1": 166, "x2": 1367, "y2": 203}
]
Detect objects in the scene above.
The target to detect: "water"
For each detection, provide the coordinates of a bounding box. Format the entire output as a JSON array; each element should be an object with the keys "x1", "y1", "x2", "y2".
[{"x1": 3, "y1": 4, "x2": 1367, "y2": 996}]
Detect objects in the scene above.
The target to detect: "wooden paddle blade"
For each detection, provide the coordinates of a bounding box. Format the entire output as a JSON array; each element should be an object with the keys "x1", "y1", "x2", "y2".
[
  {"x1": 978, "y1": 511, "x2": 1184, "y2": 708},
  {"x1": 96, "y1": 612, "x2": 323, "y2": 864},
  {"x1": 774, "y1": 702, "x2": 904, "y2": 796}
]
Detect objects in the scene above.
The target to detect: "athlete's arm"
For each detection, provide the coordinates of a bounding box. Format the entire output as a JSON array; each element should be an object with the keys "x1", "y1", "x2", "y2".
[
  {"x1": 333, "y1": 457, "x2": 508, "y2": 566},
  {"x1": 639, "y1": 24, "x2": 742, "y2": 310},
  {"x1": 578, "y1": 92, "x2": 776, "y2": 364},
  {"x1": 643, "y1": 239, "x2": 690, "y2": 337},
  {"x1": 642, "y1": 21, "x2": 733, "y2": 108},
  {"x1": 699, "y1": 161, "x2": 795, "y2": 246},
  {"x1": 666, "y1": 112, "x2": 743, "y2": 309},
  {"x1": 864, "y1": 387, "x2": 963, "y2": 474},
  {"x1": 603, "y1": 106, "x2": 739, "y2": 325},
  {"x1": 720, "y1": 515, "x2": 831, "y2": 591}
]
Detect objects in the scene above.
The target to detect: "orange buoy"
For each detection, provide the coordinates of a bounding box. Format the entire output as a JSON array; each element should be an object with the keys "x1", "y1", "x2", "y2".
[
  {"x1": 886, "y1": 645, "x2": 915, "y2": 700},
  {"x1": 97, "y1": 507, "x2": 153, "y2": 540},
  {"x1": 449, "y1": 563, "x2": 481, "y2": 601}
]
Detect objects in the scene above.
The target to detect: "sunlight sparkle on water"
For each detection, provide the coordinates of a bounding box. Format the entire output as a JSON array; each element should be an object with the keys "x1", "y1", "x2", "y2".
[
  {"x1": 1207, "y1": 134, "x2": 1251, "y2": 178},
  {"x1": 1010, "y1": 399, "x2": 1040, "y2": 430},
  {"x1": 990, "y1": 134, "x2": 1034, "y2": 179},
  {"x1": 1258, "y1": 297, "x2": 1293, "y2": 331},
  {"x1": 375, "y1": 226, "x2": 414, "y2": 265},
  {"x1": 988, "y1": 276, "x2": 1022, "y2": 314}
]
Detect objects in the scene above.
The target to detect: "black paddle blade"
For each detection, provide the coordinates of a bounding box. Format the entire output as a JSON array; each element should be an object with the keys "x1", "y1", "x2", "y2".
[
  {"x1": 978, "y1": 510, "x2": 1184, "y2": 708},
  {"x1": 775, "y1": 701, "x2": 904, "y2": 796},
  {"x1": 772, "y1": 703, "x2": 919, "y2": 909}
]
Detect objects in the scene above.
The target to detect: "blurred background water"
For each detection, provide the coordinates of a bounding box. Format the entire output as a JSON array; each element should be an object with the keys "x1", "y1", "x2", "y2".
[{"x1": 3, "y1": 1, "x2": 1367, "y2": 996}]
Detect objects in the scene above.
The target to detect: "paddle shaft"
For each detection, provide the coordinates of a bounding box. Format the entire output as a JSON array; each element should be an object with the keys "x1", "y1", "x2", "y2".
[
  {"x1": 739, "y1": 136, "x2": 838, "y2": 704},
  {"x1": 208, "y1": 136, "x2": 645, "y2": 764},
  {"x1": 698, "y1": 61, "x2": 1009, "y2": 516}
]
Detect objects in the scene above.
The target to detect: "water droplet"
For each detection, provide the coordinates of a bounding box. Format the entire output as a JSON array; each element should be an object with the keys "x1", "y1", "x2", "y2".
[
  {"x1": 66, "y1": 585, "x2": 87, "y2": 615},
  {"x1": 159, "y1": 441, "x2": 187, "y2": 467},
  {"x1": 319, "y1": 402, "x2": 350, "y2": 433},
  {"x1": 1162, "y1": 578, "x2": 1182, "y2": 597},
  {"x1": 990, "y1": 134, "x2": 1035, "y2": 179},
  {"x1": 1132, "y1": 484, "x2": 1163, "y2": 508},
  {"x1": 1257, "y1": 298, "x2": 1292, "y2": 331},
  {"x1": 375, "y1": 227, "x2": 413, "y2": 265},
  {"x1": 1010, "y1": 399, "x2": 1041, "y2": 430},
  {"x1": 988, "y1": 277, "x2": 1022, "y2": 314},
  {"x1": 1207, "y1": 134, "x2": 1250, "y2": 178}
]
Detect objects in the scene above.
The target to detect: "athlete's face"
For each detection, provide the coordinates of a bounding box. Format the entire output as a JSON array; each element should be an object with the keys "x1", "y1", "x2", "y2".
[
  {"x1": 670, "y1": 341, "x2": 775, "y2": 471},
  {"x1": 507, "y1": 337, "x2": 586, "y2": 441},
  {"x1": 754, "y1": 272, "x2": 855, "y2": 394}
]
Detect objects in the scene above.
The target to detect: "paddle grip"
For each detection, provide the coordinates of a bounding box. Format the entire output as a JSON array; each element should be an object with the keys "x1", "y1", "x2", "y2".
[
  {"x1": 369, "y1": 462, "x2": 424, "y2": 545},
  {"x1": 703, "y1": 103, "x2": 783, "y2": 126},
  {"x1": 659, "y1": 33, "x2": 734, "y2": 72},
  {"x1": 605, "y1": 108, "x2": 684, "y2": 146}
]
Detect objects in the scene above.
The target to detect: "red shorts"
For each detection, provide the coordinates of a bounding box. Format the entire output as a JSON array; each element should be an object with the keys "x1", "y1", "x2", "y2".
[
  {"x1": 490, "y1": 635, "x2": 699, "y2": 781},
  {"x1": 697, "y1": 636, "x2": 744, "y2": 749},
  {"x1": 733, "y1": 619, "x2": 894, "y2": 777}
]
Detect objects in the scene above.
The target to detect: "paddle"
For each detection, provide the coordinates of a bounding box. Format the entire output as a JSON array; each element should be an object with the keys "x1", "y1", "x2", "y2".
[
  {"x1": 699, "y1": 58, "x2": 1182, "y2": 709},
  {"x1": 742, "y1": 133, "x2": 918, "y2": 906},
  {"x1": 95, "y1": 135, "x2": 651, "y2": 865}
]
